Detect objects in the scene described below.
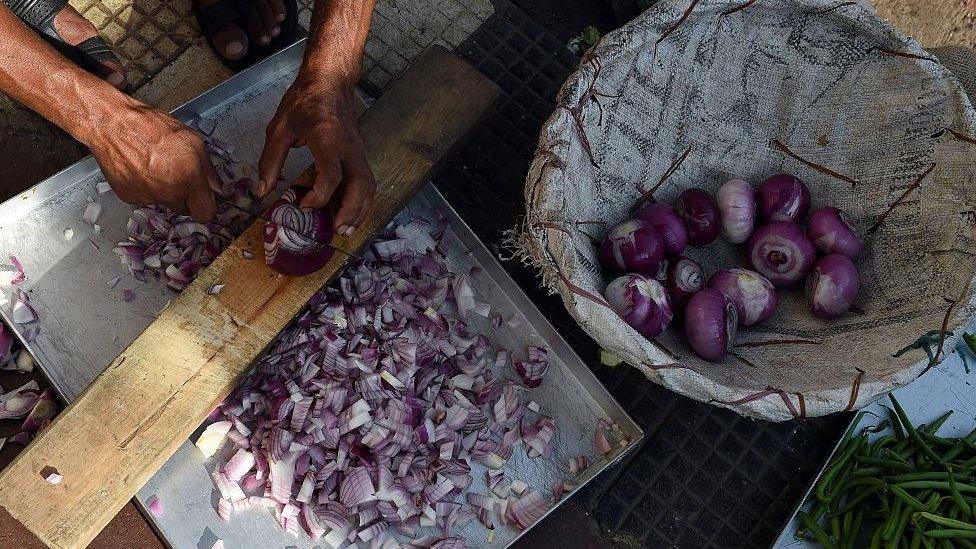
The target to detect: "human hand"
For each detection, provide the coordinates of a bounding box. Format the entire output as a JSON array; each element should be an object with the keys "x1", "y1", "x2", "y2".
[
  {"x1": 88, "y1": 102, "x2": 221, "y2": 222},
  {"x1": 257, "y1": 69, "x2": 375, "y2": 236}
]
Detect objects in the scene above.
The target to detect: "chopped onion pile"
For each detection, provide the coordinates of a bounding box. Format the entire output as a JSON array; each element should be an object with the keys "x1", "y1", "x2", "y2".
[
  {"x1": 199, "y1": 214, "x2": 577, "y2": 546},
  {"x1": 114, "y1": 118, "x2": 262, "y2": 291}
]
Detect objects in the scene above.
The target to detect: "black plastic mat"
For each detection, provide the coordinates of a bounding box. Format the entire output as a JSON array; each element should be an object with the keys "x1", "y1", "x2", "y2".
[{"x1": 432, "y1": 3, "x2": 851, "y2": 547}]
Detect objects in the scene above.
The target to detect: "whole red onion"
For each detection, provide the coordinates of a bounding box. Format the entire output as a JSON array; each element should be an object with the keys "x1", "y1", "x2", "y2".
[
  {"x1": 675, "y1": 189, "x2": 720, "y2": 247},
  {"x1": 747, "y1": 221, "x2": 816, "y2": 287},
  {"x1": 758, "y1": 174, "x2": 810, "y2": 223},
  {"x1": 600, "y1": 219, "x2": 665, "y2": 276},
  {"x1": 665, "y1": 255, "x2": 704, "y2": 312},
  {"x1": 716, "y1": 179, "x2": 756, "y2": 244},
  {"x1": 684, "y1": 288, "x2": 738, "y2": 361},
  {"x1": 634, "y1": 202, "x2": 688, "y2": 255},
  {"x1": 807, "y1": 207, "x2": 863, "y2": 259},
  {"x1": 707, "y1": 268, "x2": 777, "y2": 326},
  {"x1": 806, "y1": 254, "x2": 860, "y2": 318},
  {"x1": 604, "y1": 274, "x2": 673, "y2": 338},
  {"x1": 263, "y1": 188, "x2": 336, "y2": 276}
]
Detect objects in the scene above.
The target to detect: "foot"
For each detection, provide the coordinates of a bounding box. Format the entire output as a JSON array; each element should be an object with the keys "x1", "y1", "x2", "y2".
[
  {"x1": 197, "y1": 0, "x2": 287, "y2": 62},
  {"x1": 50, "y1": 6, "x2": 127, "y2": 90}
]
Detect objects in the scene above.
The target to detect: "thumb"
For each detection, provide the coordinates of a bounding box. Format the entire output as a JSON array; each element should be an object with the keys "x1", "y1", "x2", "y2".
[{"x1": 257, "y1": 128, "x2": 292, "y2": 198}]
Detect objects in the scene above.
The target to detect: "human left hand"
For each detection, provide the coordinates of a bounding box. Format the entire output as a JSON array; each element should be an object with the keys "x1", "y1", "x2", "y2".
[{"x1": 257, "y1": 69, "x2": 375, "y2": 236}]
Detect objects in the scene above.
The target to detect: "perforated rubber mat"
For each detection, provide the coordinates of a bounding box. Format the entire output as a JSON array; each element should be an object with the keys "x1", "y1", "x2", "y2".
[{"x1": 432, "y1": 3, "x2": 852, "y2": 547}]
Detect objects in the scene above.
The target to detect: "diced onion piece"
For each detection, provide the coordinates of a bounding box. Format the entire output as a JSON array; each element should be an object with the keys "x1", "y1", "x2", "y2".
[
  {"x1": 147, "y1": 495, "x2": 164, "y2": 517},
  {"x1": 83, "y1": 202, "x2": 103, "y2": 225},
  {"x1": 195, "y1": 421, "x2": 231, "y2": 458}
]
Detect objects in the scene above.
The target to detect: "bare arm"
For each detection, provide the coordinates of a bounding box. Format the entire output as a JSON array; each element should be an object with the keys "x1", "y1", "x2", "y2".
[
  {"x1": 258, "y1": 0, "x2": 376, "y2": 236},
  {"x1": 0, "y1": 5, "x2": 219, "y2": 221}
]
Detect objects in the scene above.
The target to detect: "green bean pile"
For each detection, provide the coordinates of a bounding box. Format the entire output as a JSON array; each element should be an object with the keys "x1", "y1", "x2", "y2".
[{"x1": 797, "y1": 395, "x2": 976, "y2": 549}]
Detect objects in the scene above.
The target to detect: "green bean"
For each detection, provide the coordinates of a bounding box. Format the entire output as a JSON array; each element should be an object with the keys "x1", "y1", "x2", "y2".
[
  {"x1": 833, "y1": 486, "x2": 883, "y2": 516},
  {"x1": 891, "y1": 486, "x2": 933, "y2": 512},
  {"x1": 883, "y1": 405, "x2": 907, "y2": 441},
  {"x1": 943, "y1": 428, "x2": 976, "y2": 462},
  {"x1": 818, "y1": 436, "x2": 869, "y2": 503},
  {"x1": 887, "y1": 509, "x2": 913, "y2": 549},
  {"x1": 898, "y1": 482, "x2": 976, "y2": 494},
  {"x1": 884, "y1": 499, "x2": 906, "y2": 540},
  {"x1": 848, "y1": 508, "x2": 865, "y2": 549},
  {"x1": 873, "y1": 435, "x2": 899, "y2": 455},
  {"x1": 889, "y1": 472, "x2": 975, "y2": 483},
  {"x1": 831, "y1": 514, "x2": 842, "y2": 542},
  {"x1": 922, "y1": 411, "x2": 955, "y2": 436},
  {"x1": 871, "y1": 525, "x2": 884, "y2": 549},
  {"x1": 916, "y1": 512, "x2": 976, "y2": 531},
  {"x1": 921, "y1": 535, "x2": 936, "y2": 549},
  {"x1": 910, "y1": 529, "x2": 923, "y2": 549},
  {"x1": 920, "y1": 432, "x2": 960, "y2": 448},
  {"x1": 923, "y1": 528, "x2": 976, "y2": 538},
  {"x1": 858, "y1": 456, "x2": 916, "y2": 472},
  {"x1": 958, "y1": 538, "x2": 976, "y2": 549},
  {"x1": 890, "y1": 395, "x2": 944, "y2": 464},
  {"x1": 798, "y1": 511, "x2": 840, "y2": 549},
  {"x1": 949, "y1": 469, "x2": 974, "y2": 518}
]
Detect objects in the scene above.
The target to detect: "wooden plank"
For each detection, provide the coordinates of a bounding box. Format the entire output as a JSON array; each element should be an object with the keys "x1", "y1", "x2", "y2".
[{"x1": 0, "y1": 46, "x2": 498, "y2": 549}]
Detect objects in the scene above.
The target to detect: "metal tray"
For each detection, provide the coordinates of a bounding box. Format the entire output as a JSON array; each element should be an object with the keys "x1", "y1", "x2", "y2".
[{"x1": 0, "y1": 40, "x2": 642, "y2": 548}]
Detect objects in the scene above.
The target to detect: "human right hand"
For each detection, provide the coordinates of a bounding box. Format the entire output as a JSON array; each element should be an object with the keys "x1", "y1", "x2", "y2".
[{"x1": 87, "y1": 102, "x2": 221, "y2": 222}]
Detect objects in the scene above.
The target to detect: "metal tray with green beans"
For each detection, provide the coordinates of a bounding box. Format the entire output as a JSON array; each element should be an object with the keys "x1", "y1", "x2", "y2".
[
  {"x1": 774, "y1": 331, "x2": 976, "y2": 549},
  {"x1": 794, "y1": 394, "x2": 976, "y2": 548}
]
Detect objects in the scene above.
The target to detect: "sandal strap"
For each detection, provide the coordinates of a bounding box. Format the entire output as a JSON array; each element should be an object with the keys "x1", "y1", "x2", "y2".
[
  {"x1": 76, "y1": 36, "x2": 119, "y2": 64},
  {"x1": 198, "y1": 0, "x2": 243, "y2": 36},
  {"x1": 4, "y1": 0, "x2": 66, "y2": 33}
]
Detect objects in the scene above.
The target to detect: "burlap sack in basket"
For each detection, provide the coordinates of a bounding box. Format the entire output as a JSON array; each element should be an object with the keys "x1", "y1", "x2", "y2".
[{"x1": 520, "y1": 0, "x2": 976, "y2": 421}]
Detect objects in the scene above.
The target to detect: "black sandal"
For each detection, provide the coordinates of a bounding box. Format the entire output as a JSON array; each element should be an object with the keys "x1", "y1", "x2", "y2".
[
  {"x1": 195, "y1": 0, "x2": 299, "y2": 72},
  {"x1": 6, "y1": 0, "x2": 125, "y2": 85}
]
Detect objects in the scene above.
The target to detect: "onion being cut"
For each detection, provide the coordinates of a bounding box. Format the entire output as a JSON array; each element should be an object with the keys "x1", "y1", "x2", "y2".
[
  {"x1": 707, "y1": 268, "x2": 777, "y2": 326},
  {"x1": 604, "y1": 274, "x2": 673, "y2": 338},
  {"x1": 746, "y1": 221, "x2": 816, "y2": 287},
  {"x1": 806, "y1": 207, "x2": 863, "y2": 259},
  {"x1": 675, "y1": 188, "x2": 720, "y2": 247},
  {"x1": 684, "y1": 289, "x2": 738, "y2": 361},
  {"x1": 806, "y1": 254, "x2": 860, "y2": 318},
  {"x1": 263, "y1": 188, "x2": 336, "y2": 277},
  {"x1": 599, "y1": 219, "x2": 665, "y2": 276},
  {"x1": 634, "y1": 202, "x2": 688, "y2": 255},
  {"x1": 758, "y1": 174, "x2": 810, "y2": 223}
]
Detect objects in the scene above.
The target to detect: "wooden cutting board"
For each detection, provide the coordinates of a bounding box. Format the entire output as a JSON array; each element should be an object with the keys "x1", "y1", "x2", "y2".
[{"x1": 0, "y1": 46, "x2": 498, "y2": 549}]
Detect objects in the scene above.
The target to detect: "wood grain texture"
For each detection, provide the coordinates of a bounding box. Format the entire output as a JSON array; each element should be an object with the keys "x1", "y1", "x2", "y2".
[{"x1": 0, "y1": 46, "x2": 498, "y2": 549}]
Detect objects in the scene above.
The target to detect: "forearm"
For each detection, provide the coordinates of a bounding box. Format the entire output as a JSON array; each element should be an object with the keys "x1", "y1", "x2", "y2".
[
  {"x1": 303, "y1": 0, "x2": 375, "y2": 84},
  {"x1": 0, "y1": 5, "x2": 132, "y2": 145}
]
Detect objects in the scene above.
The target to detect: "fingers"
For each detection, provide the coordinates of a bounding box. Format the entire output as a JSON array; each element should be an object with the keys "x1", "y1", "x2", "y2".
[
  {"x1": 299, "y1": 155, "x2": 341, "y2": 210},
  {"x1": 245, "y1": 6, "x2": 271, "y2": 46},
  {"x1": 333, "y1": 156, "x2": 376, "y2": 235},
  {"x1": 186, "y1": 176, "x2": 217, "y2": 223},
  {"x1": 269, "y1": 0, "x2": 286, "y2": 22},
  {"x1": 256, "y1": 1, "x2": 279, "y2": 37},
  {"x1": 257, "y1": 126, "x2": 293, "y2": 197}
]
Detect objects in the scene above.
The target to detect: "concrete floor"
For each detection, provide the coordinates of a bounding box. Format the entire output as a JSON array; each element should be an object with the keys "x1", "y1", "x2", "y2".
[{"x1": 0, "y1": 0, "x2": 973, "y2": 547}]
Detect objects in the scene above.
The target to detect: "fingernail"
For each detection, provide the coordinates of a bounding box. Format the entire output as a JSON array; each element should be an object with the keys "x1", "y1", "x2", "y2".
[
  {"x1": 257, "y1": 179, "x2": 269, "y2": 195},
  {"x1": 107, "y1": 72, "x2": 125, "y2": 86},
  {"x1": 337, "y1": 224, "x2": 349, "y2": 235},
  {"x1": 345, "y1": 226, "x2": 356, "y2": 236},
  {"x1": 271, "y1": 26, "x2": 281, "y2": 37},
  {"x1": 277, "y1": 12, "x2": 286, "y2": 21},
  {"x1": 260, "y1": 35, "x2": 270, "y2": 45},
  {"x1": 225, "y1": 41, "x2": 245, "y2": 57}
]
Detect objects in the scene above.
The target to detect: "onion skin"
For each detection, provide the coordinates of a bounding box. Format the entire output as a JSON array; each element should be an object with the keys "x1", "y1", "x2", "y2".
[
  {"x1": 665, "y1": 255, "x2": 704, "y2": 312},
  {"x1": 707, "y1": 268, "x2": 777, "y2": 326},
  {"x1": 758, "y1": 174, "x2": 810, "y2": 223},
  {"x1": 263, "y1": 188, "x2": 336, "y2": 276},
  {"x1": 684, "y1": 289, "x2": 738, "y2": 361},
  {"x1": 807, "y1": 207, "x2": 863, "y2": 259},
  {"x1": 600, "y1": 219, "x2": 665, "y2": 276},
  {"x1": 634, "y1": 202, "x2": 688, "y2": 255},
  {"x1": 806, "y1": 254, "x2": 860, "y2": 318},
  {"x1": 675, "y1": 189, "x2": 721, "y2": 247},
  {"x1": 604, "y1": 274, "x2": 673, "y2": 338},
  {"x1": 716, "y1": 179, "x2": 756, "y2": 244},
  {"x1": 747, "y1": 221, "x2": 816, "y2": 287}
]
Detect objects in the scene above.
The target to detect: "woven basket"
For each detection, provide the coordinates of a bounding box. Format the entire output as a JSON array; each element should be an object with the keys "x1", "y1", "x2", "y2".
[{"x1": 520, "y1": 0, "x2": 976, "y2": 420}]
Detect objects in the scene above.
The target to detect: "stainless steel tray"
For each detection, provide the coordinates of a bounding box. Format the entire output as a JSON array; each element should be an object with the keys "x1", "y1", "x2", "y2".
[{"x1": 0, "y1": 41, "x2": 643, "y2": 548}]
